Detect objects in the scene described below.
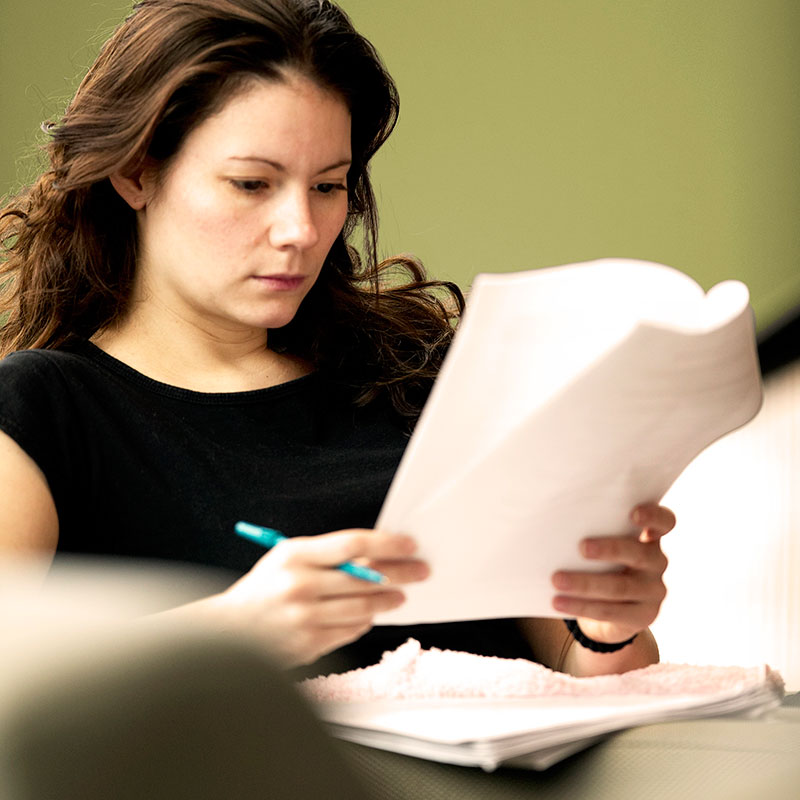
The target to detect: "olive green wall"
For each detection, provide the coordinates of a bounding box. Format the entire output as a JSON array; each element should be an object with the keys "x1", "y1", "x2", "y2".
[
  {"x1": 341, "y1": 0, "x2": 800, "y2": 329},
  {"x1": 0, "y1": 2, "x2": 129, "y2": 188},
  {"x1": 2, "y1": 1, "x2": 798, "y2": 328}
]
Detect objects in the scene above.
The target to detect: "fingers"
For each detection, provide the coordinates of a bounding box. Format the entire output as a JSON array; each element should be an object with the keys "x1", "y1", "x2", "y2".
[
  {"x1": 550, "y1": 506, "x2": 674, "y2": 640},
  {"x1": 292, "y1": 557, "x2": 428, "y2": 599},
  {"x1": 283, "y1": 588, "x2": 408, "y2": 664},
  {"x1": 222, "y1": 528, "x2": 429, "y2": 667},
  {"x1": 270, "y1": 575, "x2": 409, "y2": 666},
  {"x1": 274, "y1": 529, "x2": 419, "y2": 570},
  {"x1": 632, "y1": 502, "x2": 676, "y2": 542},
  {"x1": 552, "y1": 535, "x2": 668, "y2": 603},
  {"x1": 302, "y1": 590, "x2": 407, "y2": 627},
  {"x1": 552, "y1": 562, "x2": 666, "y2": 604},
  {"x1": 553, "y1": 598, "x2": 659, "y2": 631},
  {"x1": 261, "y1": 530, "x2": 428, "y2": 596},
  {"x1": 352, "y1": 557, "x2": 430, "y2": 586},
  {"x1": 576, "y1": 534, "x2": 668, "y2": 572}
]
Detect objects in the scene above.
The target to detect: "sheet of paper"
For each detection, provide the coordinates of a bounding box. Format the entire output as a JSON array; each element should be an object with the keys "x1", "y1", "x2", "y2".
[
  {"x1": 375, "y1": 259, "x2": 762, "y2": 624},
  {"x1": 320, "y1": 679, "x2": 781, "y2": 771}
]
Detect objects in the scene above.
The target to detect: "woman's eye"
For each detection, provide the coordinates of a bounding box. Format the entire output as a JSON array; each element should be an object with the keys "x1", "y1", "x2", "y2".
[
  {"x1": 315, "y1": 182, "x2": 346, "y2": 195},
  {"x1": 232, "y1": 179, "x2": 268, "y2": 193}
]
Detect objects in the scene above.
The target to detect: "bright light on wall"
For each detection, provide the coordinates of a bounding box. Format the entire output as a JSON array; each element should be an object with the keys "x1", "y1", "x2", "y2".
[{"x1": 654, "y1": 362, "x2": 800, "y2": 690}]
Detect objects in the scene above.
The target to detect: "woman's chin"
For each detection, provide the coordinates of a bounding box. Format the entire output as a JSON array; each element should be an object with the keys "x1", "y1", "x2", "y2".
[{"x1": 249, "y1": 312, "x2": 298, "y2": 332}]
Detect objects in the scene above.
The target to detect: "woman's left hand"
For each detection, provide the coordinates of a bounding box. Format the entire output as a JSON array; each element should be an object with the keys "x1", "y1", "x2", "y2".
[{"x1": 551, "y1": 503, "x2": 675, "y2": 644}]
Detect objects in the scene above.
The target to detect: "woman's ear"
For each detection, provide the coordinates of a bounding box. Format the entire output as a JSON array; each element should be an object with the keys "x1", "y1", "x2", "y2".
[{"x1": 109, "y1": 168, "x2": 154, "y2": 211}]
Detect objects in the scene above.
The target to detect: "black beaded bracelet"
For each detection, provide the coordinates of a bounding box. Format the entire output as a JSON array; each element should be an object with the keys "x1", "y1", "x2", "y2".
[{"x1": 563, "y1": 619, "x2": 637, "y2": 653}]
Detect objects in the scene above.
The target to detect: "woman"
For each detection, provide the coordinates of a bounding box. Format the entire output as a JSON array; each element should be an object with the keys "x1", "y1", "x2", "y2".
[{"x1": 0, "y1": 0, "x2": 673, "y2": 677}]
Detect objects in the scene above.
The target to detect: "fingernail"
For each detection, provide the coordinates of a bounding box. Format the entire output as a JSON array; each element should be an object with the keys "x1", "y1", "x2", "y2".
[
  {"x1": 631, "y1": 508, "x2": 643, "y2": 525},
  {"x1": 581, "y1": 539, "x2": 600, "y2": 558},
  {"x1": 392, "y1": 535, "x2": 417, "y2": 554},
  {"x1": 552, "y1": 596, "x2": 570, "y2": 613},
  {"x1": 552, "y1": 572, "x2": 572, "y2": 590}
]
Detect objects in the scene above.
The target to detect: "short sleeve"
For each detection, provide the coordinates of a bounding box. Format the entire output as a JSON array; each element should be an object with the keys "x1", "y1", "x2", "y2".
[{"x1": 0, "y1": 350, "x2": 87, "y2": 515}]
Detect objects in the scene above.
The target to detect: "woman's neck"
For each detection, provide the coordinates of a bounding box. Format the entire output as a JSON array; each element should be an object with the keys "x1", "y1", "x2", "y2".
[{"x1": 90, "y1": 310, "x2": 312, "y2": 393}]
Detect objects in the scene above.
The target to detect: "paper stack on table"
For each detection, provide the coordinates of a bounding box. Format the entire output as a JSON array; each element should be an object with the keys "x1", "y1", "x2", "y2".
[
  {"x1": 302, "y1": 640, "x2": 784, "y2": 771},
  {"x1": 375, "y1": 259, "x2": 763, "y2": 624}
]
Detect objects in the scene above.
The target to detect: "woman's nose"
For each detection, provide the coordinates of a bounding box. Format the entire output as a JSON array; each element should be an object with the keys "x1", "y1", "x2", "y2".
[{"x1": 268, "y1": 190, "x2": 320, "y2": 251}]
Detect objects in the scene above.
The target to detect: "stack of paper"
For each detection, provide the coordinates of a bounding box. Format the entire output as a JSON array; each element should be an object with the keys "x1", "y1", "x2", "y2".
[
  {"x1": 303, "y1": 641, "x2": 784, "y2": 771},
  {"x1": 375, "y1": 259, "x2": 763, "y2": 624},
  {"x1": 318, "y1": 683, "x2": 781, "y2": 771}
]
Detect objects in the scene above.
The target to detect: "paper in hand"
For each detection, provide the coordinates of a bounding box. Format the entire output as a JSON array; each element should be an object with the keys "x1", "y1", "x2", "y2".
[{"x1": 375, "y1": 259, "x2": 762, "y2": 625}]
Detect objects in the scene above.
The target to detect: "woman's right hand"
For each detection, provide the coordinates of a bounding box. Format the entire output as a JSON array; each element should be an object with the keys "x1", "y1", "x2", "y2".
[{"x1": 204, "y1": 530, "x2": 428, "y2": 666}]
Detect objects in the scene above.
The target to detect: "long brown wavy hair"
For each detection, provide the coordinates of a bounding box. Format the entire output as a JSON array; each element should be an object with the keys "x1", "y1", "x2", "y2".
[{"x1": 0, "y1": 0, "x2": 463, "y2": 420}]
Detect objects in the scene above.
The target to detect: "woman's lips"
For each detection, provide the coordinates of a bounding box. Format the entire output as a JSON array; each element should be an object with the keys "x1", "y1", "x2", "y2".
[{"x1": 251, "y1": 275, "x2": 305, "y2": 291}]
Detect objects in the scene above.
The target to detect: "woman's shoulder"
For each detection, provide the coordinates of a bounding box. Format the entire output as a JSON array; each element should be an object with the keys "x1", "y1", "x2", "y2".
[
  {"x1": 0, "y1": 345, "x2": 95, "y2": 389},
  {"x1": 0, "y1": 348, "x2": 96, "y2": 455},
  {"x1": 0, "y1": 348, "x2": 101, "y2": 435}
]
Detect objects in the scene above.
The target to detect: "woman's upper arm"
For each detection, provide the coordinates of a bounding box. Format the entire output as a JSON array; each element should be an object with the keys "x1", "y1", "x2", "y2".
[{"x1": 0, "y1": 429, "x2": 59, "y2": 556}]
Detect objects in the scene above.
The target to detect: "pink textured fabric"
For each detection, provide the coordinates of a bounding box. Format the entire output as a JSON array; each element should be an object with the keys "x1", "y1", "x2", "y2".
[{"x1": 301, "y1": 639, "x2": 783, "y2": 703}]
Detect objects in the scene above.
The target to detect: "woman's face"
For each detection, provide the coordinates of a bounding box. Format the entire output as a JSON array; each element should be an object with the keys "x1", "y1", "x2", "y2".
[{"x1": 130, "y1": 73, "x2": 351, "y2": 339}]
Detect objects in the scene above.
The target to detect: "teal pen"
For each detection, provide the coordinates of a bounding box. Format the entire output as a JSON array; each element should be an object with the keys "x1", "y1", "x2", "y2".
[{"x1": 235, "y1": 521, "x2": 388, "y2": 585}]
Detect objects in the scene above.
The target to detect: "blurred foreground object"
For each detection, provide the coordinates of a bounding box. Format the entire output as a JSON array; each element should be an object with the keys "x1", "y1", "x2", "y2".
[{"x1": 0, "y1": 556, "x2": 371, "y2": 800}]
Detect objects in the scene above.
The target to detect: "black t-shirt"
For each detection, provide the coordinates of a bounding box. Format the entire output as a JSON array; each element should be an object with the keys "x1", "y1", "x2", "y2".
[{"x1": 0, "y1": 341, "x2": 535, "y2": 675}]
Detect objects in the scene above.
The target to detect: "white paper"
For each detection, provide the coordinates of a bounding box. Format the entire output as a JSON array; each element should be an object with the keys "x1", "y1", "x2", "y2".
[
  {"x1": 319, "y1": 676, "x2": 782, "y2": 771},
  {"x1": 375, "y1": 259, "x2": 762, "y2": 624}
]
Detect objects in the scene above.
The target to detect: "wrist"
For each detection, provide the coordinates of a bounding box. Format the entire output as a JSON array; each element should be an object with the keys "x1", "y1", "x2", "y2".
[{"x1": 563, "y1": 618, "x2": 637, "y2": 653}]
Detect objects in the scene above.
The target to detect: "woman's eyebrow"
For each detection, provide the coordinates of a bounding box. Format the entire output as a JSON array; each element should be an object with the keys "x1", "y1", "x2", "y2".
[{"x1": 226, "y1": 156, "x2": 352, "y2": 173}]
